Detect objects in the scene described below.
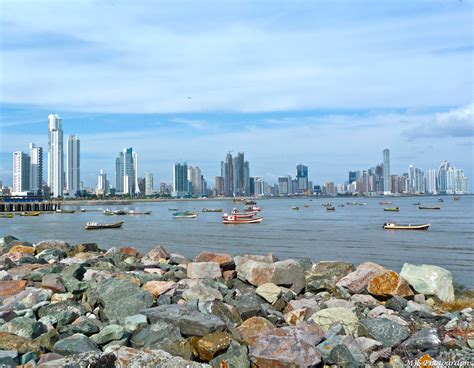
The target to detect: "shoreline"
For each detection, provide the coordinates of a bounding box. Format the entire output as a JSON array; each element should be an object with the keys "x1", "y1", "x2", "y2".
[{"x1": 0, "y1": 235, "x2": 472, "y2": 366}]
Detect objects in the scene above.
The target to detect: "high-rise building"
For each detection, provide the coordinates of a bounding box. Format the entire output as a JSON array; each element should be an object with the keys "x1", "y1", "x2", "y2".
[
  {"x1": 13, "y1": 151, "x2": 30, "y2": 194},
  {"x1": 278, "y1": 176, "x2": 291, "y2": 195},
  {"x1": 425, "y1": 169, "x2": 437, "y2": 194},
  {"x1": 48, "y1": 114, "x2": 64, "y2": 197},
  {"x1": 172, "y1": 162, "x2": 188, "y2": 197},
  {"x1": 97, "y1": 169, "x2": 109, "y2": 195},
  {"x1": 29, "y1": 143, "x2": 43, "y2": 194},
  {"x1": 145, "y1": 173, "x2": 154, "y2": 196},
  {"x1": 374, "y1": 164, "x2": 384, "y2": 193},
  {"x1": 348, "y1": 171, "x2": 357, "y2": 184},
  {"x1": 66, "y1": 135, "x2": 80, "y2": 196},
  {"x1": 187, "y1": 166, "x2": 202, "y2": 196},
  {"x1": 383, "y1": 148, "x2": 391, "y2": 195},
  {"x1": 115, "y1": 148, "x2": 139, "y2": 195},
  {"x1": 215, "y1": 176, "x2": 224, "y2": 196},
  {"x1": 133, "y1": 152, "x2": 140, "y2": 195},
  {"x1": 223, "y1": 152, "x2": 234, "y2": 197},
  {"x1": 296, "y1": 164, "x2": 308, "y2": 192},
  {"x1": 438, "y1": 160, "x2": 449, "y2": 194}
]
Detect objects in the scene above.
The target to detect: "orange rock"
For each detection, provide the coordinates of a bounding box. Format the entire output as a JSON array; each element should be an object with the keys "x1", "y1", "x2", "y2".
[
  {"x1": 194, "y1": 332, "x2": 231, "y2": 361},
  {"x1": 119, "y1": 247, "x2": 140, "y2": 257},
  {"x1": 0, "y1": 280, "x2": 27, "y2": 298},
  {"x1": 142, "y1": 281, "x2": 177, "y2": 298},
  {"x1": 284, "y1": 308, "x2": 307, "y2": 326},
  {"x1": 237, "y1": 316, "x2": 274, "y2": 343},
  {"x1": 368, "y1": 270, "x2": 413, "y2": 298},
  {"x1": 223, "y1": 270, "x2": 237, "y2": 280},
  {"x1": 9, "y1": 245, "x2": 35, "y2": 254},
  {"x1": 194, "y1": 252, "x2": 234, "y2": 270},
  {"x1": 7, "y1": 264, "x2": 45, "y2": 278}
]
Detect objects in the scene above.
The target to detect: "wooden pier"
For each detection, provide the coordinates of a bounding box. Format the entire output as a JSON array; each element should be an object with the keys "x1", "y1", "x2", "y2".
[{"x1": 0, "y1": 195, "x2": 61, "y2": 213}]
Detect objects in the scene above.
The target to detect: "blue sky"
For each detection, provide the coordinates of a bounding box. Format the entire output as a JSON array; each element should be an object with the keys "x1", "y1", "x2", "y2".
[{"x1": 0, "y1": 0, "x2": 473, "y2": 188}]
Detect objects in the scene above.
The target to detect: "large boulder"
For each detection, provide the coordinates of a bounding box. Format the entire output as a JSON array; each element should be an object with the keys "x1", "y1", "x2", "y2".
[
  {"x1": 233, "y1": 254, "x2": 277, "y2": 269},
  {"x1": 255, "y1": 283, "x2": 281, "y2": 304},
  {"x1": 0, "y1": 332, "x2": 40, "y2": 353},
  {"x1": 399, "y1": 328, "x2": 441, "y2": 358},
  {"x1": 1, "y1": 287, "x2": 52, "y2": 311},
  {"x1": 400, "y1": 263, "x2": 454, "y2": 302},
  {"x1": 336, "y1": 262, "x2": 386, "y2": 293},
  {"x1": 0, "y1": 316, "x2": 44, "y2": 339},
  {"x1": 209, "y1": 341, "x2": 249, "y2": 368},
  {"x1": 367, "y1": 270, "x2": 414, "y2": 298},
  {"x1": 0, "y1": 280, "x2": 27, "y2": 301},
  {"x1": 237, "y1": 316, "x2": 275, "y2": 343},
  {"x1": 194, "y1": 252, "x2": 234, "y2": 270},
  {"x1": 309, "y1": 307, "x2": 359, "y2": 336},
  {"x1": 90, "y1": 324, "x2": 125, "y2": 345},
  {"x1": 359, "y1": 318, "x2": 410, "y2": 348},
  {"x1": 306, "y1": 261, "x2": 354, "y2": 292},
  {"x1": 182, "y1": 282, "x2": 223, "y2": 303},
  {"x1": 145, "y1": 245, "x2": 171, "y2": 261},
  {"x1": 142, "y1": 281, "x2": 177, "y2": 298},
  {"x1": 35, "y1": 240, "x2": 71, "y2": 254},
  {"x1": 190, "y1": 332, "x2": 231, "y2": 361},
  {"x1": 97, "y1": 278, "x2": 154, "y2": 322},
  {"x1": 187, "y1": 262, "x2": 222, "y2": 279},
  {"x1": 53, "y1": 333, "x2": 100, "y2": 355}
]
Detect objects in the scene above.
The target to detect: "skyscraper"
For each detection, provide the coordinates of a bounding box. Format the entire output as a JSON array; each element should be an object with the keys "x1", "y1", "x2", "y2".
[
  {"x1": 296, "y1": 164, "x2": 308, "y2": 192},
  {"x1": 172, "y1": 162, "x2": 188, "y2": 197},
  {"x1": 29, "y1": 143, "x2": 43, "y2": 194},
  {"x1": 97, "y1": 169, "x2": 108, "y2": 195},
  {"x1": 115, "y1": 148, "x2": 139, "y2": 195},
  {"x1": 48, "y1": 114, "x2": 64, "y2": 197},
  {"x1": 66, "y1": 135, "x2": 80, "y2": 196},
  {"x1": 223, "y1": 152, "x2": 234, "y2": 197},
  {"x1": 12, "y1": 151, "x2": 30, "y2": 194},
  {"x1": 133, "y1": 151, "x2": 140, "y2": 195},
  {"x1": 115, "y1": 152, "x2": 124, "y2": 193},
  {"x1": 383, "y1": 148, "x2": 391, "y2": 195},
  {"x1": 215, "y1": 176, "x2": 224, "y2": 196},
  {"x1": 145, "y1": 173, "x2": 154, "y2": 196},
  {"x1": 438, "y1": 161, "x2": 449, "y2": 194}
]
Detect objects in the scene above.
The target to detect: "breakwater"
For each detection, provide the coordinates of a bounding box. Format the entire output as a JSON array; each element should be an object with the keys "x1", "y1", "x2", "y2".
[{"x1": 0, "y1": 235, "x2": 473, "y2": 367}]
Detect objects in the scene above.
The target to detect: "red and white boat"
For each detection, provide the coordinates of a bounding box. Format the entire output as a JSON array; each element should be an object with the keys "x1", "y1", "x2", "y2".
[
  {"x1": 244, "y1": 205, "x2": 261, "y2": 212},
  {"x1": 222, "y1": 214, "x2": 263, "y2": 224},
  {"x1": 222, "y1": 208, "x2": 257, "y2": 218}
]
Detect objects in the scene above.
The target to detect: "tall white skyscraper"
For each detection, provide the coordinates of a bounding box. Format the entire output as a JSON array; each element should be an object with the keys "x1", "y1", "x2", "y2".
[
  {"x1": 29, "y1": 143, "x2": 43, "y2": 194},
  {"x1": 145, "y1": 173, "x2": 153, "y2": 196},
  {"x1": 133, "y1": 151, "x2": 140, "y2": 195},
  {"x1": 97, "y1": 169, "x2": 108, "y2": 195},
  {"x1": 426, "y1": 169, "x2": 437, "y2": 194},
  {"x1": 383, "y1": 148, "x2": 391, "y2": 195},
  {"x1": 115, "y1": 148, "x2": 139, "y2": 195},
  {"x1": 48, "y1": 114, "x2": 64, "y2": 198},
  {"x1": 66, "y1": 135, "x2": 80, "y2": 196},
  {"x1": 13, "y1": 151, "x2": 30, "y2": 194}
]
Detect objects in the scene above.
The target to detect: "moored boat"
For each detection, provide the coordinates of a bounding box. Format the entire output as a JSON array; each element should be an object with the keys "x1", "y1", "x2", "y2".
[
  {"x1": 383, "y1": 222, "x2": 430, "y2": 230},
  {"x1": 412, "y1": 202, "x2": 421, "y2": 205},
  {"x1": 379, "y1": 201, "x2": 392, "y2": 205},
  {"x1": 113, "y1": 209, "x2": 126, "y2": 215},
  {"x1": 103, "y1": 209, "x2": 114, "y2": 215},
  {"x1": 85, "y1": 221, "x2": 124, "y2": 230},
  {"x1": 304, "y1": 204, "x2": 310, "y2": 208},
  {"x1": 244, "y1": 206, "x2": 261, "y2": 212},
  {"x1": 383, "y1": 207, "x2": 400, "y2": 212},
  {"x1": 20, "y1": 212, "x2": 40, "y2": 216},
  {"x1": 222, "y1": 214, "x2": 262, "y2": 224},
  {"x1": 419, "y1": 206, "x2": 441, "y2": 210},
  {"x1": 56, "y1": 209, "x2": 75, "y2": 213},
  {"x1": 438, "y1": 198, "x2": 444, "y2": 202},
  {"x1": 173, "y1": 211, "x2": 198, "y2": 219},
  {"x1": 326, "y1": 206, "x2": 335, "y2": 211},
  {"x1": 291, "y1": 206, "x2": 299, "y2": 210},
  {"x1": 168, "y1": 208, "x2": 179, "y2": 211},
  {"x1": 453, "y1": 197, "x2": 460, "y2": 201},
  {"x1": 127, "y1": 210, "x2": 152, "y2": 215},
  {"x1": 202, "y1": 208, "x2": 223, "y2": 212},
  {"x1": 222, "y1": 209, "x2": 257, "y2": 218},
  {"x1": 244, "y1": 200, "x2": 257, "y2": 205},
  {"x1": 0, "y1": 213, "x2": 14, "y2": 218}
]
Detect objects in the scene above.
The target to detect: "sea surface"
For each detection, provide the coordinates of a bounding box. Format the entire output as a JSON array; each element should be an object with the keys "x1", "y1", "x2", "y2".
[{"x1": 1, "y1": 196, "x2": 473, "y2": 287}]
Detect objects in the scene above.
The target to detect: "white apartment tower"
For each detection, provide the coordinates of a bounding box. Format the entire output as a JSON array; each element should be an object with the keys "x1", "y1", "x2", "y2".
[
  {"x1": 383, "y1": 148, "x2": 391, "y2": 195},
  {"x1": 66, "y1": 135, "x2": 80, "y2": 196},
  {"x1": 145, "y1": 173, "x2": 153, "y2": 196},
  {"x1": 29, "y1": 143, "x2": 43, "y2": 194},
  {"x1": 13, "y1": 151, "x2": 30, "y2": 194},
  {"x1": 48, "y1": 114, "x2": 64, "y2": 198}
]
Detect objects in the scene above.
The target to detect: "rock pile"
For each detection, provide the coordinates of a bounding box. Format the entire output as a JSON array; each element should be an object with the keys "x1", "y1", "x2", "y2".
[{"x1": 0, "y1": 235, "x2": 472, "y2": 367}]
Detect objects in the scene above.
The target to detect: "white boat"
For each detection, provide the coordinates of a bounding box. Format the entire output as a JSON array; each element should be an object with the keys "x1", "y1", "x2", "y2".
[{"x1": 222, "y1": 215, "x2": 263, "y2": 224}]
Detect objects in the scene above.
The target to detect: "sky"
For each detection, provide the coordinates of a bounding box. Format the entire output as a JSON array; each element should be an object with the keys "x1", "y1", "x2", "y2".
[{"x1": 0, "y1": 0, "x2": 473, "y2": 189}]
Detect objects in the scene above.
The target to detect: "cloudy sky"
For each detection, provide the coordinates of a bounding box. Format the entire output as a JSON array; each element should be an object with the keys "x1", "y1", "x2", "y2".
[{"x1": 0, "y1": 0, "x2": 472, "y2": 188}]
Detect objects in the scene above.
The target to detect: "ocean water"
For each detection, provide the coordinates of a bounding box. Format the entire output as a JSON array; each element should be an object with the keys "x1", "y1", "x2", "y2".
[{"x1": 1, "y1": 196, "x2": 473, "y2": 287}]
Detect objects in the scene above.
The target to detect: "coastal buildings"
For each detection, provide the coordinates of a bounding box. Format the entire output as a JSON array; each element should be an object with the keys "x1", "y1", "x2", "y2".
[
  {"x1": 66, "y1": 135, "x2": 80, "y2": 197},
  {"x1": 383, "y1": 148, "x2": 391, "y2": 195},
  {"x1": 115, "y1": 148, "x2": 139, "y2": 195},
  {"x1": 172, "y1": 162, "x2": 189, "y2": 198},
  {"x1": 12, "y1": 151, "x2": 30, "y2": 194},
  {"x1": 145, "y1": 173, "x2": 153, "y2": 196},
  {"x1": 97, "y1": 169, "x2": 109, "y2": 196},
  {"x1": 215, "y1": 176, "x2": 224, "y2": 196},
  {"x1": 296, "y1": 164, "x2": 308, "y2": 192},
  {"x1": 29, "y1": 143, "x2": 43, "y2": 195},
  {"x1": 48, "y1": 114, "x2": 64, "y2": 198}
]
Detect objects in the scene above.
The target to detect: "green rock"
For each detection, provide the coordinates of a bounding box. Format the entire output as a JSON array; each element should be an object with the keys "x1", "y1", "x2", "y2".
[
  {"x1": 20, "y1": 351, "x2": 38, "y2": 365},
  {"x1": 61, "y1": 276, "x2": 89, "y2": 293},
  {"x1": 34, "y1": 329, "x2": 59, "y2": 351},
  {"x1": 328, "y1": 344, "x2": 359, "y2": 368},
  {"x1": 60, "y1": 264, "x2": 86, "y2": 280},
  {"x1": 305, "y1": 261, "x2": 354, "y2": 292},
  {"x1": 71, "y1": 317, "x2": 100, "y2": 335},
  {"x1": 0, "y1": 316, "x2": 44, "y2": 339},
  {"x1": 124, "y1": 314, "x2": 148, "y2": 332},
  {"x1": 38, "y1": 300, "x2": 86, "y2": 327},
  {"x1": 90, "y1": 324, "x2": 125, "y2": 345},
  {"x1": 210, "y1": 341, "x2": 250, "y2": 368},
  {"x1": 359, "y1": 318, "x2": 410, "y2": 348},
  {"x1": 53, "y1": 333, "x2": 100, "y2": 355},
  {"x1": 23, "y1": 265, "x2": 64, "y2": 282},
  {"x1": 309, "y1": 307, "x2": 359, "y2": 336},
  {"x1": 37, "y1": 248, "x2": 67, "y2": 262}
]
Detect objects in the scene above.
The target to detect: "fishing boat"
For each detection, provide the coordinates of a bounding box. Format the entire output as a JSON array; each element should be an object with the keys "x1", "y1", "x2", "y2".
[
  {"x1": 384, "y1": 207, "x2": 400, "y2": 212},
  {"x1": 304, "y1": 204, "x2": 310, "y2": 208},
  {"x1": 453, "y1": 197, "x2": 460, "y2": 201},
  {"x1": 127, "y1": 210, "x2": 152, "y2": 215},
  {"x1": 0, "y1": 213, "x2": 14, "y2": 218},
  {"x1": 103, "y1": 209, "x2": 114, "y2": 215},
  {"x1": 168, "y1": 208, "x2": 179, "y2": 211},
  {"x1": 244, "y1": 206, "x2": 261, "y2": 212},
  {"x1": 56, "y1": 209, "x2": 75, "y2": 214},
  {"x1": 326, "y1": 206, "x2": 335, "y2": 211},
  {"x1": 291, "y1": 206, "x2": 299, "y2": 210},
  {"x1": 412, "y1": 202, "x2": 421, "y2": 205},
  {"x1": 383, "y1": 222, "x2": 430, "y2": 230},
  {"x1": 222, "y1": 214, "x2": 263, "y2": 224},
  {"x1": 222, "y1": 209, "x2": 257, "y2": 218},
  {"x1": 419, "y1": 206, "x2": 441, "y2": 210},
  {"x1": 245, "y1": 200, "x2": 257, "y2": 205},
  {"x1": 322, "y1": 203, "x2": 332, "y2": 207},
  {"x1": 358, "y1": 202, "x2": 367, "y2": 206},
  {"x1": 438, "y1": 198, "x2": 444, "y2": 202},
  {"x1": 173, "y1": 211, "x2": 198, "y2": 219},
  {"x1": 80, "y1": 208, "x2": 87, "y2": 212},
  {"x1": 113, "y1": 209, "x2": 126, "y2": 215},
  {"x1": 379, "y1": 201, "x2": 392, "y2": 205},
  {"x1": 202, "y1": 208, "x2": 223, "y2": 212},
  {"x1": 20, "y1": 212, "x2": 40, "y2": 217},
  {"x1": 85, "y1": 221, "x2": 124, "y2": 230},
  {"x1": 346, "y1": 202, "x2": 358, "y2": 205}
]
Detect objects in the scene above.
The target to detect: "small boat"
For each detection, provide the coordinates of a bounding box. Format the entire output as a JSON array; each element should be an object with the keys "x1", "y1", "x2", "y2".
[
  {"x1": 222, "y1": 209, "x2": 257, "y2": 218},
  {"x1": 322, "y1": 203, "x2": 332, "y2": 207},
  {"x1": 173, "y1": 211, "x2": 198, "y2": 219},
  {"x1": 291, "y1": 206, "x2": 299, "y2": 210},
  {"x1": 245, "y1": 200, "x2": 257, "y2": 205},
  {"x1": 338, "y1": 204, "x2": 345, "y2": 208},
  {"x1": 379, "y1": 201, "x2": 392, "y2": 205},
  {"x1": 127, "y1": 210, "x2": 152, "y2": 215},
  {"x1": 419, "y1": 206, "x2": 441, "y2": 210},
  {"x1": 168, "y1": 208, "x2": 179, "y2": 211},
  {"x1": 56, "y1": 209, "x2": 75, "y2": 214},
  {"x1": 202, "y1": 208, "x2": 223, "y2": 213},
  {"x1": 244, "y1": 206, "x2": 261, "y2": 212},
  {"x1": 412, "y1": 202, "x2": 421, "y2": 206},
  {"x1": 304, "y1": 204, "x2": 310, "y2": 208},
  {"x1": 113, "y1": 209, "x2": 126, "y2": 215},
  {"x1": 453, "y1": 197, "x2": 460, "y2": 201},
  {"x1": 384, "y1": 207, "x2": 400, "y2": 212},
  {"x1": 383, "y1": 222, "x2": 430, "y2": 230},
  {"x1": 0, "y1": 213, "x2": 14, "y2": 218},
  {"x1": 438, "y1": 198, "x2": 444, "y2": 202},
  {"x1": 222, "y1": 215, "x2": 263, "y2": 224},
  {"x1": 326, "y1": 206, "x2": 335, "y2": 211},
  {"x1": 20, "y1": 212, "x2": 40, "y2": 216},
  {"x1": 358, "y1": 202, "x2": 367, "y2": 206},
  {"x1": 80, "y1": 208, "x2": 87, "y2": 212},
  {"x1": 85, "y1": 221, "x2": 124, "y2": 230},
  {"x1": 103, "y1": 209, "x2": 114, "y2": 215}
]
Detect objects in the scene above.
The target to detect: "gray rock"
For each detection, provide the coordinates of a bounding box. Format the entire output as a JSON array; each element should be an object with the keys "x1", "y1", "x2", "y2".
[
  {"x1": 97, "y1": 278, "x2": 154, "y2": 322},
  {"x1": 53, "y1": 333, "x2": 100, "y2": 355},
  {"x1": 359, "y1": 318, "x2": 410, "y2": 348},
  {"x1": 386, "y1": 296, "x2": 408, "y2": 312},
  {"x1": 71, "y1": 317, "x2": 101, "y2": 335},
  {"x1": 123, "y1": 314, "x2": 148, "y2": 332},
  {"x1": 327, "y1": 344, "x2": 360, "y2": 367},
  {"x1": 306, "y1": 261, "x2": 354, "y2": 292},
  {"x1": 309, "y1": 307, "x2": 359, "y2": 336},
  {"x1": 0, "y1": 316, "x2": 44, "y2": 339},
  {"x1": 1, "y1": 287, "x2": 52, "y2": 311},
  {"x1": 187, "y1": 262, "x2": 222, "y2": 279},
  {"x1": 316, "y1": 335, "x2": 344, "y2": 360},
  {"x1": 228, "y1": 292, "x2": 266, "y2": 320},
  {"x1": 141, "y1": 304, "x2": 226, "y2": 336},
  {"x1": 37, "y1": 248, "x2": 67, "y2": 262},
  {"x1": 90, "y1": 324, "x2": 125, "y2": 345},
  {"x1": 35, "y1": 240, "x2": 71, "y2": 254},
  {"x1": 38, "y1": 351, "x2": 115, "y2": 367},
  {"x1": 61, "y1": 276, "x2": 89, "y2": 294},
  {"x1": 210, "y1": 341, "x2": 249, "y2": 368},
  {"x1": 38, "y1": 300, "x2": 86, "y2": 327},
  {"x1": 399, "y1": 328, "x2": 441, "y2": 358},
  {"x1": 183, "y1": 282, "x2": 223, "y2": 303},
  {"x1": 0, "y1": 350, "x2": 18, "y2": 368}
]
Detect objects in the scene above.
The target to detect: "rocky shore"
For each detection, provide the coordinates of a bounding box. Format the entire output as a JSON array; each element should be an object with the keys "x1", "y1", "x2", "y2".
[{"x1": 0, "y1": 235, "x2": 472, "y2": 367}]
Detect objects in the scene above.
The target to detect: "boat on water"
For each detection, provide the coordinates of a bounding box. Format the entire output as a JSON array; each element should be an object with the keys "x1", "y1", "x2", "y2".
[
  {"x1": 244, "y1": 206, "x2": 261, "y2": 212},
  {"x1": 379, "y1": 201, "x2": 392, "y2": 205},
  {"x1": 245, "y1": 200, "x2": 257, "y2": 205},
  {"x1": 412, "y1": 202, "x2": 421, "y2": 205},
  {"x1": 304, "y1": 204, "x2": 310, "y2": 208},
  {"x1": 384, "y1": 207, "x2": 400, "y2": 212},
  {"x1": 438, "y1": 198, "x2": 444, "y2": 202},
  {"x1": 358, "y1": 202, "x2": 367, "y2": 206},
  {"x1": 291, "y1": 206, "x2": 299, "y2": 210},
  {"x1": 322, "y1": 203, "x2": 332, "y2": 207},
  {"x1": 338, "y1": 204, "x2": 345, "y2": 207},
  {"x1": 103, "y1": 209, "x2": 114, "y2": 215},
  {"x1": 173, "y1": 211, "x2": 198, "y2": 219},
  {"x1": 419, "y1": 206, "x2": 441, "y2": 210},
  {"x1": 346, "y1": 202, "x2": 358, "y2": 205},
  {"x1": 0, "y1": 213, "x2": 14, "y2": 218},
  {"x1": 127, "y1": 210, "x2": 152, "y2": 215},
  {"x1": 168, "y1": 208, "x2": 179, "y2": 211},
  {"x1": 113, "y1": 210, "x2": 126, "y2": 215},
  {"x1": 383, "y1": 222, "x2": 430, "y2": 230},
  {"x1": 85, "y1": 221, "x2": 124, "y2": 230},
  {"x1": 222, "y1": 209, "x2": 257, "y2": 218},
  {"x1": 453, "y1": 197, "x2": 460, "y2": 201},
  {"x1": 20, "y1": 212, "x2": 40, "y2": 216},
  {"x1": 326, "y1": 206, "x2": 336, "y2": 211},
  {"x1": 80, "y1": 208, "x2": 87, "y2": 212},
  {"x1": 222, "y1": 214, "x2": 263, "y2": 224},
  {"x1": 56, "y1": 209, "x2": 75, "y2": 214},
  {"x1": 202, "y1": 208, "x2": 223, "y2": 213}
]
